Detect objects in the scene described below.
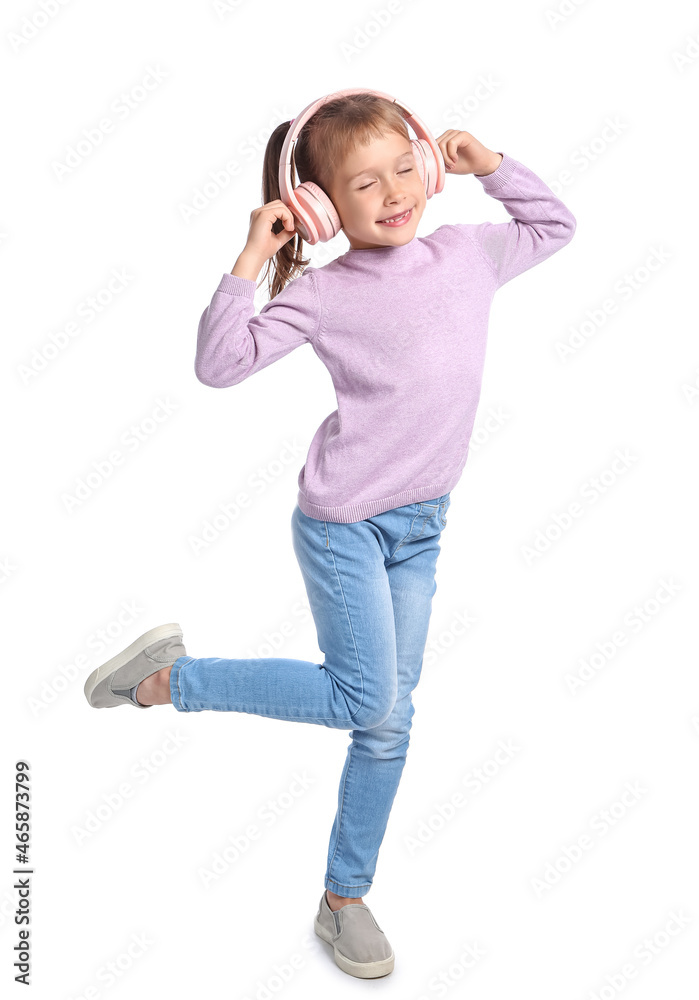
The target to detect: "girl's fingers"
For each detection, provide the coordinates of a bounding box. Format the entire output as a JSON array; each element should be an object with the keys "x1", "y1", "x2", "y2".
[
  {"x1": 437, "y1": 130, "x2": 460, "y2": 161},
  {"x1": 437, "y1": 130, "x2": 471, "y2": 169},
  {"x1": 277, "y1": 204, "x2": 295, "y2": 231},
  {"x1": 442, "y1": 140, "x2": 457, "y2": 168},
  {"x1": 263, "y1": 203, "x2": 295, "y2": 230}
]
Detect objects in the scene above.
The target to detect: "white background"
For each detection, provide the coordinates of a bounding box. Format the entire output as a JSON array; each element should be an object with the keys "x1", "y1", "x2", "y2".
[{"x1": 2, "y1": 0, "x2": 698, "y2": 996}]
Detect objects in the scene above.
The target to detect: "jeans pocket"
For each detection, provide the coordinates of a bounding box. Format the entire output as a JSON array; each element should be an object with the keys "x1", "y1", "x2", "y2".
[{"x1": 417, "y1": 503, "x2": 439, "y2": 514}]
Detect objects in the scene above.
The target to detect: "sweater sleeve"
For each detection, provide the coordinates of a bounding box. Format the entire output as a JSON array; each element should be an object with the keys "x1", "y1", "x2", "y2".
[
  {"x1": 460, "y1": 151, "x2": 576, "y2": 288},
  {"x1": 194, "y1": 267, "x2": 322, "y2": 388}
]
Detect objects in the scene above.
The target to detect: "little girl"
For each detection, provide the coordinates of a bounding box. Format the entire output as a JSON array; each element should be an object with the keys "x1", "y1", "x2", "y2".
[{"x1": 84, "y1": 90, "x2": 576, "y2": 979}]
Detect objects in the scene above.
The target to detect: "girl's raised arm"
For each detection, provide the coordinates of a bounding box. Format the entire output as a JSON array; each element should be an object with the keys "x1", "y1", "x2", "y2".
[
  {"x1": 194, "y1": 200, "x2": 321, "y2": 388},
  {"x1": 468, "y1": 151, "x2": 577, "y2": 288},
  {"x1": 435, "y1": 131, "x2": 576, "y2": 288},
  {"x1": 194, "y1": 266, "x2": 321, "y2": 389}
]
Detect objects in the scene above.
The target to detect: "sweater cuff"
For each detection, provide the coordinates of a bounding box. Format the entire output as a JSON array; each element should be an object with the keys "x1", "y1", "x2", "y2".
[
  {"x1": 217, "y1": 272, "x2": 257, "y2": 297},
  {"x1": 474, "y1": 151, "x2": 516, "y2": 191}
]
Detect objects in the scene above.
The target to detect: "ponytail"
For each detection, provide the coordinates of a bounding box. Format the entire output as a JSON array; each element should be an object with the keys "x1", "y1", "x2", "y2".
[{"x1": 260, "y1": 120, "x2": 311, "y2": 301}]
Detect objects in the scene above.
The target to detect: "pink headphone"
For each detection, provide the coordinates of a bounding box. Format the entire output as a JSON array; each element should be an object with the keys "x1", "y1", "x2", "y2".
[{"x1": 278, "y1": 87, "x2": 446, "y2": 245}]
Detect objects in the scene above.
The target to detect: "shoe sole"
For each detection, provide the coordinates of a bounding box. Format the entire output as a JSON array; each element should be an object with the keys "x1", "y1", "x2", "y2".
[
  {"x1": 314, "y1": 915, "x2": 395, "y2": 978},
  {"x1": 83, "y1": 623, "x2": 183, "y2": 707}
]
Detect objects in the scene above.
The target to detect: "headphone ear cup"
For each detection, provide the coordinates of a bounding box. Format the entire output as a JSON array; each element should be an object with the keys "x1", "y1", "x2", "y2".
[
  {"x1": 412, "y1": 138, "x2": 440, "y2": 199},
  {"x1": 292, "y1": 181, "x2": 342, "y2": 245},
  {"x1": 411, "y1": 139, "x2": 426, "y2": 187}
]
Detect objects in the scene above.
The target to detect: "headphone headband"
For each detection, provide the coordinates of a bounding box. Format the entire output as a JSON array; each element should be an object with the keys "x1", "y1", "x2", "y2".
[{"x1": 278, "y1": 87, "x2": 444, "y2": 229}]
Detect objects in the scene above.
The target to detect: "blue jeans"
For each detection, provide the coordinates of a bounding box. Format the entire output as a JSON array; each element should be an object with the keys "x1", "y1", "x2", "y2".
[{"x1": 169, "y1": 493, "x2": 451, "y2": 898}]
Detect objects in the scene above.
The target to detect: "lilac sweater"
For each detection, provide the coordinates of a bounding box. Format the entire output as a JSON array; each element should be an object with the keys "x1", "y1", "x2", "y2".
[{"x1": 195, "y1": 152, "x2": 576, "y2": 522}]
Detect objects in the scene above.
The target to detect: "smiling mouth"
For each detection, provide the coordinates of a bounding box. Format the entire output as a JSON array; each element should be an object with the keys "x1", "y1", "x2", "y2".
[{"x1": 377, "y1": 208, "x2": 413, "y2": 226}]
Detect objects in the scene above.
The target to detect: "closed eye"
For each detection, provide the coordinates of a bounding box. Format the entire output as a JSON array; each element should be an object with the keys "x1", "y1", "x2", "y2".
[{"x1": 358, "y1": 168, "x2": 413, "y2": 191}]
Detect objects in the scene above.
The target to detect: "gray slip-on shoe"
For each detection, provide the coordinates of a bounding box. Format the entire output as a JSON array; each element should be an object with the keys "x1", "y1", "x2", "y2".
[
  {"x1": 314, "y1": 890, "x2": 394, "y2": 978},
  {"x1": 83, "y1": 623, "x2": 185, "y2": 709}
]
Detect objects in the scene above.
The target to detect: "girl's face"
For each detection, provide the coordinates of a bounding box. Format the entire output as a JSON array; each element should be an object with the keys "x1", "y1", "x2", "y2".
[{"x1": 327, "y1": 130, "x2": 426, "y2": 250}]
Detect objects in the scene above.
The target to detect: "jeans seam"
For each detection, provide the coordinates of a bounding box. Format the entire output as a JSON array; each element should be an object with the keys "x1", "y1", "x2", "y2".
[
  {"x1": 326, "y1": 744, "x2": 353, "y2": 883},
  {"x1": 414, "y1": 512, "x2": 435, "y2": 539},
  {"x1": 439, "y1": 498, "x2": 450, "y2": 527},
  {"x1": 181, "y1": 708, "x2": 357, "y2": 722},
  {"x1": 326, "y1": 879, "x2": 372, "y2": 889},
  {"x1": 324, "y1": 524, "x2": 365, "y2": 717},
  {"x1": 392, "y1": 509, "x2": 424, "y2": 557},
  {"x1": 171, "y1": 656, "x2": 195, "y2": 712},
  {"x1": 172, "y1": 656, "x2": 192, "y2": 710}
]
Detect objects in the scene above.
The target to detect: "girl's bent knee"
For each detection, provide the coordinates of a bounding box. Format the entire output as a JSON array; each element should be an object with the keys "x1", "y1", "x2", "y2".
[{"x1": 349, "y1": 699, "x2": 396, "y2": 731}]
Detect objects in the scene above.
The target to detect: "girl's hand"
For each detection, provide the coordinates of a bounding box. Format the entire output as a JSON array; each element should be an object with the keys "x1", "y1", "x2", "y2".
[
  {"x1": 244, "y1": 199, "x2": 297, "y2": 263},
  {"x1": 435, "y1": 130, "x2": 503, "y2": 177}
]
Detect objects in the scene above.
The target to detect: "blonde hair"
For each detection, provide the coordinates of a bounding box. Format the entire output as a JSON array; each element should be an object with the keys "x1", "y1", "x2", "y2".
[{"x1": 260, "y1": 92, "x2": 410, "y2": 299}]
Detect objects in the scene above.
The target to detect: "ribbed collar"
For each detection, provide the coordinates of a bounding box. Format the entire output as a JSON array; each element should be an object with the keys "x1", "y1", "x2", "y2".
[{"x1": 339, "y1": 235, "x2": 426, "y2": 265}]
